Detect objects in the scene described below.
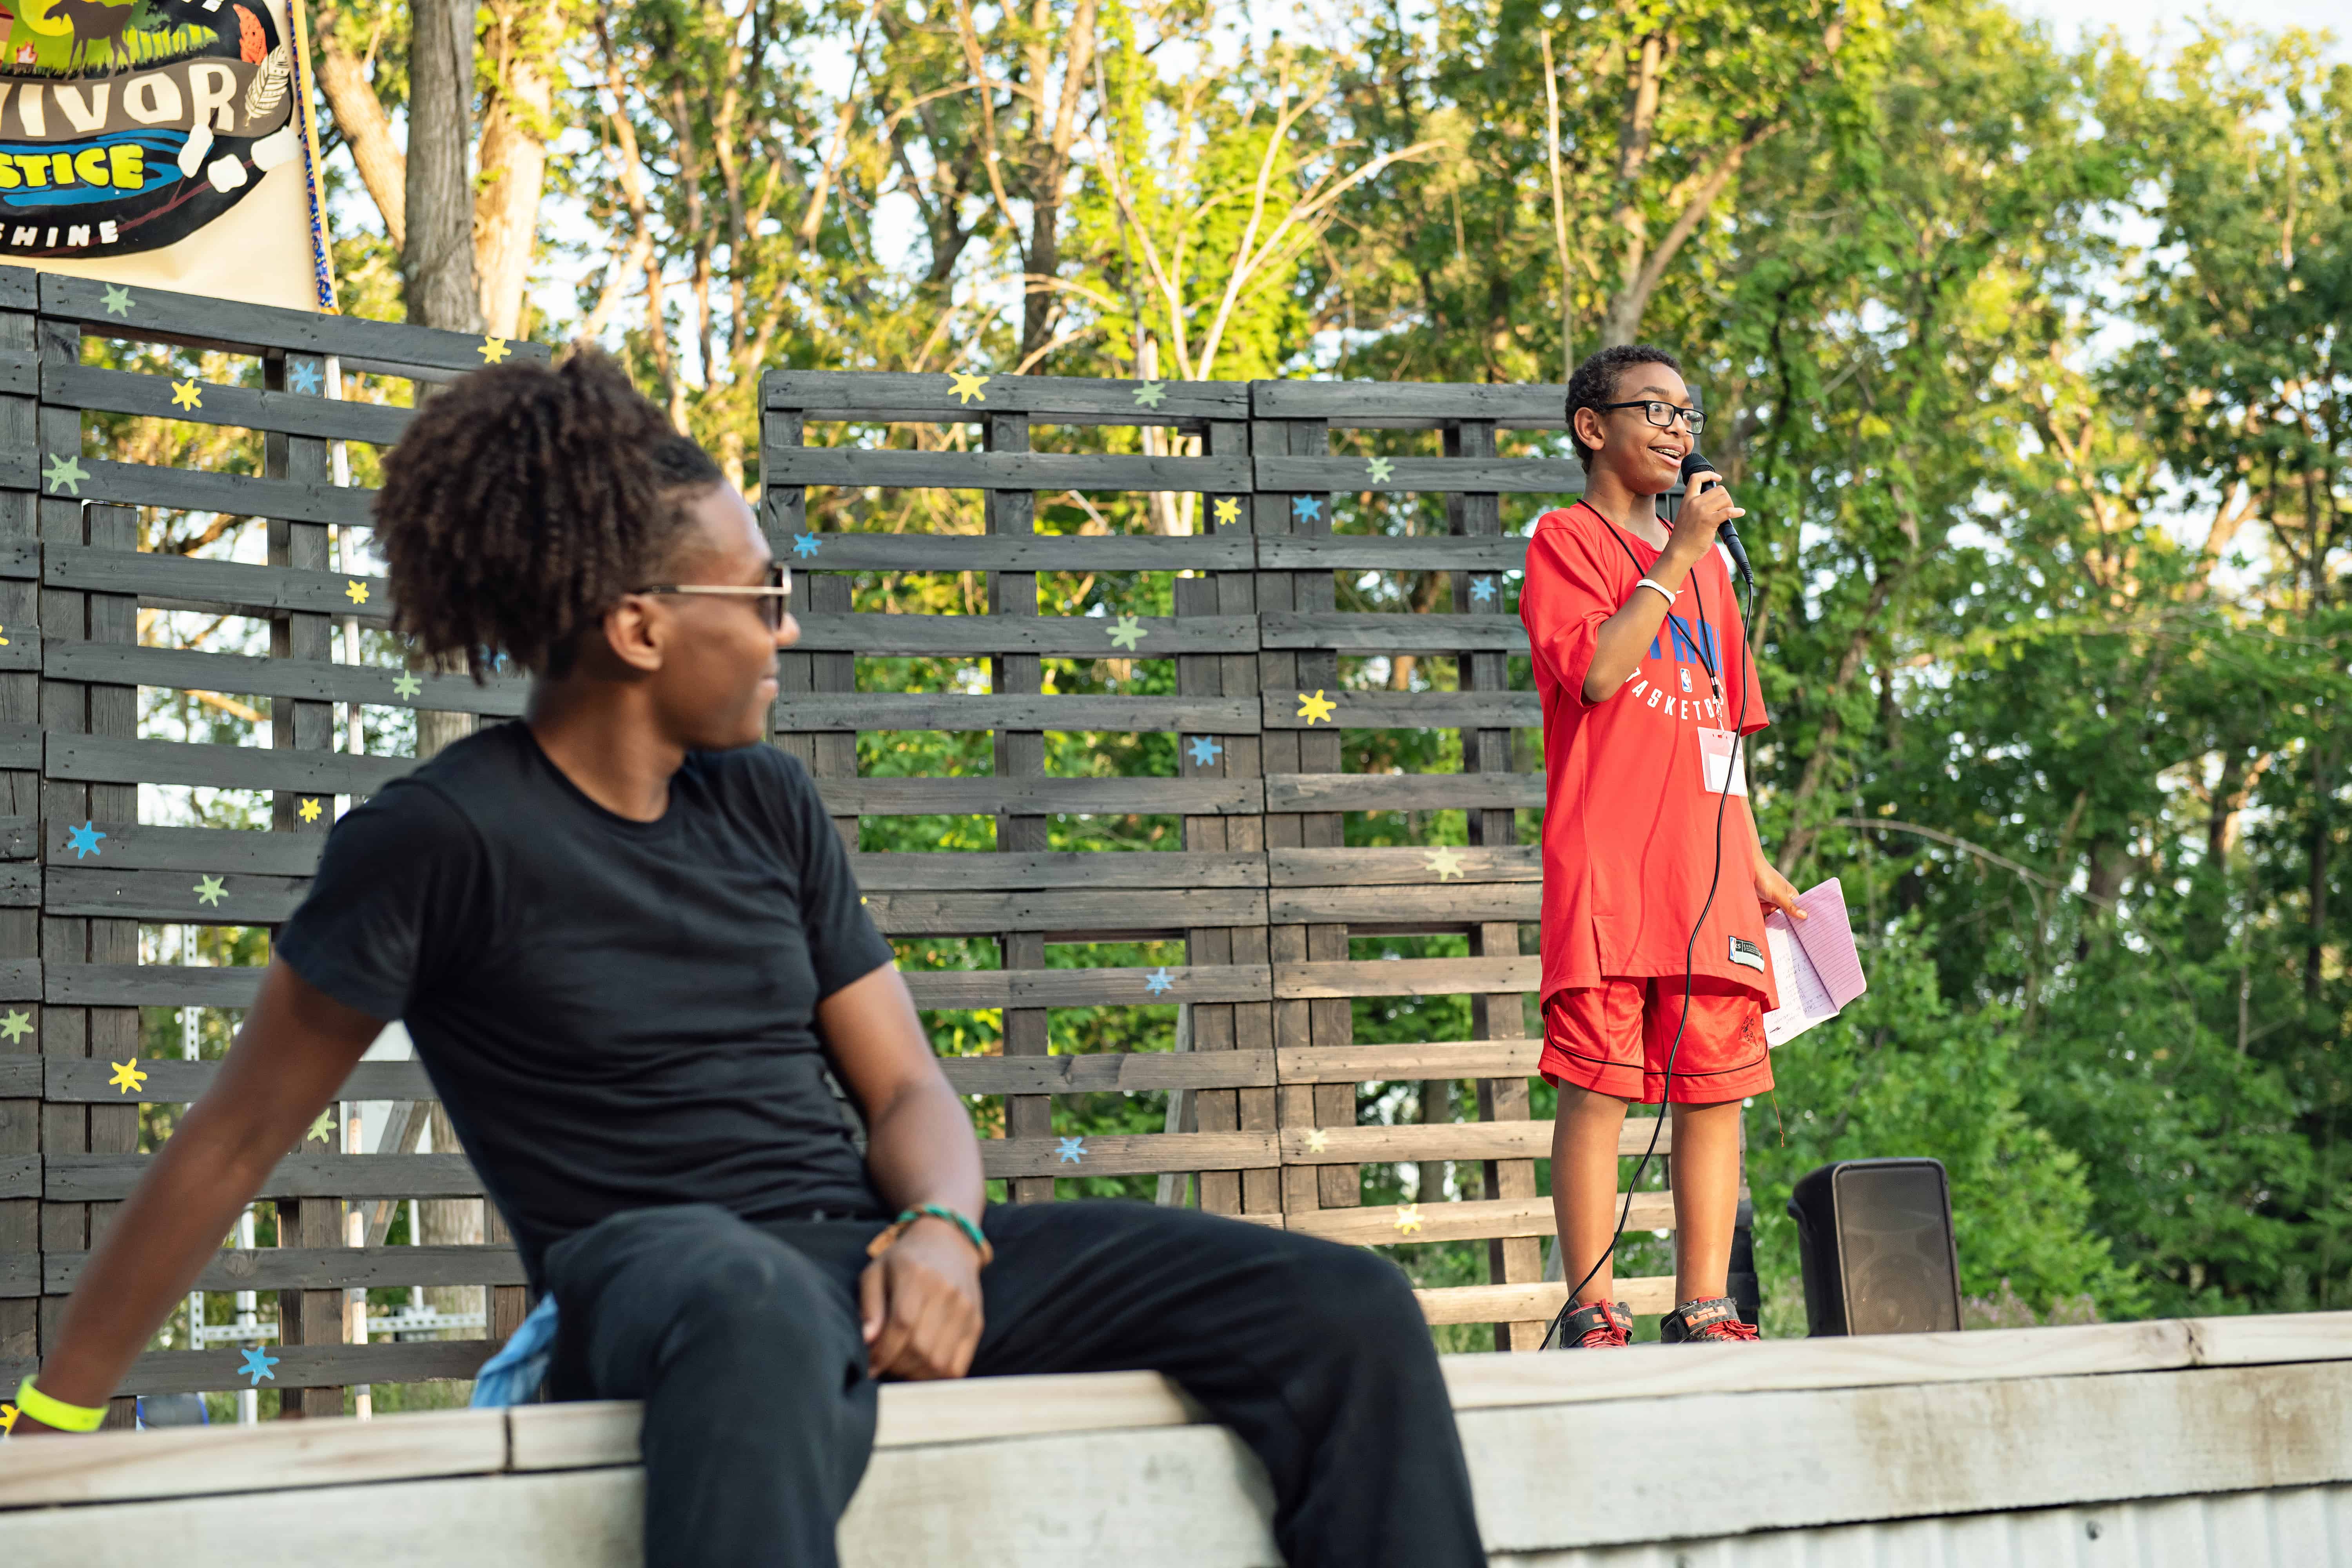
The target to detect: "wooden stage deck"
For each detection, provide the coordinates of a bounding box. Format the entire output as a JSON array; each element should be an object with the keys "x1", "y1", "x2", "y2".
[{"x1": 6, "y1": 1311, "x2": 2349, "y2": 1565}]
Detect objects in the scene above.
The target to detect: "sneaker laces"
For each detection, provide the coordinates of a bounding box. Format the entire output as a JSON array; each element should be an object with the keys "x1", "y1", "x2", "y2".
[{"x1": 1685, "y1": 1316, "x2": 1759, "y2": 1342}]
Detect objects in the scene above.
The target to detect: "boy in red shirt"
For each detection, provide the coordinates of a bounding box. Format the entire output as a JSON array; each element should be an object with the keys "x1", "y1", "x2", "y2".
[{"x1": 1521, "y1": 345, "x2": 1803, "y2": 1348}]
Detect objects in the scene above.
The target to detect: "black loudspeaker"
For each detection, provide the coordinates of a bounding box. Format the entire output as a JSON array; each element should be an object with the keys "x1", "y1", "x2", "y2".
[{"x1": 1786, "y1": 1158, "x2": 1962, "y2": 1336}]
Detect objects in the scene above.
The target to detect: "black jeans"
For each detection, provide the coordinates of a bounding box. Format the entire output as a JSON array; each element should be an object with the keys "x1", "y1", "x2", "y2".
[{"x1": 542, "y1": 1199, "x2": 1486, "y2": 1568}]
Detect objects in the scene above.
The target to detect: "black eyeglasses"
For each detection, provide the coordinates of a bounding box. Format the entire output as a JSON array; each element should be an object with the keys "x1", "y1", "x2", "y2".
[
  {"x1": 635, "y1": 561, "x2": 793, "y2": 632},
  {"x1": 1595, "y1": 399, "x2": 1706, "y2": 434}
]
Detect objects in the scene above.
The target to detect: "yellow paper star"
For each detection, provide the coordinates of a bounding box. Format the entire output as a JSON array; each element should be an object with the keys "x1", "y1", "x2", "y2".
[
  {"x1": 0, "y1": 1402, "x2": 16, "y2": 1434},
  {"x1": 0, "y1": 624, "x2": 8, "y2": 647},
  {"x1": 308, "y1": 1110, "x2": 334, "y2": 1143},
  {"x1": 1296, "y1": 689, "x2": 1337, "y2": 725},
  {"x1": 108, "y1": 1059, "x2": 147, "y2": 1094},
  {"x1": 1394, "y1": 1203, "x2": 1425, "y2": 1235},
  {"x1": 345, "y1": 579, "x2": 369, "y2": 606},
  {"x1": 170, "y1": 378, "x2": 202, "y2": 411},
  {"x1": 298, "y1": 797, "x2": 323, "y2": 823},
  {"x1": 1425, "y1": 846, "x2": 1467, "y2": 882},
  {"x1": 948, "y1": 369, "x2": 989, "y2": 405},
  {"x1": 1212, "y1": 497, "x2": 1240, "y2": 527},
  {"x1": 479, "y1": 336, "x2": 512, "y2": 364},
  {"x1": 1304, "y1": 1128, "x2": 1330, "y2": 1154}
]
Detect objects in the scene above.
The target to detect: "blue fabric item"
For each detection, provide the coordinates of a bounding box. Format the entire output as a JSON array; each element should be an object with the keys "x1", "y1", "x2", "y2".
[{"x1": 470, "y1": 1295, "x2": 559, "y2": 1407}]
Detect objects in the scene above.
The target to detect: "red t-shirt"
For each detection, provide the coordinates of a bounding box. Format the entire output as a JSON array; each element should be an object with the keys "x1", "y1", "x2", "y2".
[{"x1": 1521, "y1": 500, "x2": 1775, "y2": 1009}]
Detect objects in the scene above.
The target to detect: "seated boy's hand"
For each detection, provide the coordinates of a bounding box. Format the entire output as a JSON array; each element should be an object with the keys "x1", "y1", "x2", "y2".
[
  {"x1": 1755, "y1": 858, "x2": 1805, "y2": 921},
  {"x1": 860, "y1": 1219, "x2": 985, "y2": 1380}
]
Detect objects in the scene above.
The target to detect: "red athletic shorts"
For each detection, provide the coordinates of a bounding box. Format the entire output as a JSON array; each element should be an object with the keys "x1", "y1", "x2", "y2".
[{"x1": 1538, "y1": 976, "x2": 1773, "y2": 1105}]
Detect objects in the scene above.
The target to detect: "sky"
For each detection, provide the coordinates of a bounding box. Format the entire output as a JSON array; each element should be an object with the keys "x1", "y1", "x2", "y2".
[{"x1": 2018, "y1": 0, "x2": 2343, "y2": 57}]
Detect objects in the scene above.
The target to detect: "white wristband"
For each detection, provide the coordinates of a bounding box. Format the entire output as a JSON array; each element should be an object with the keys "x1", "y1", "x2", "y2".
[{"x1": 1632, "y1": 576, "x2": 1679, "y2": 606}]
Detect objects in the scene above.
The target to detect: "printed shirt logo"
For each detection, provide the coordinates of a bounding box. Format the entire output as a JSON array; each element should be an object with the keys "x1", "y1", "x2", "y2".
[
  {"x1": 0, "y1": 0, "x2": 296, "y2": 259},
  {"x1": 1728, "y1": 935, "x2": 1765, "y2": 972},
  {"x1": 1617, "y1": 590, "x2": 1727, "y2": 730}
]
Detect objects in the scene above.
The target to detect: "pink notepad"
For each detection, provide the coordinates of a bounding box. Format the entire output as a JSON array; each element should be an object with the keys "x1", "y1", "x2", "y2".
[{"x1": 1760, "y1": 877, "x2": 1868, "y2": 1047}]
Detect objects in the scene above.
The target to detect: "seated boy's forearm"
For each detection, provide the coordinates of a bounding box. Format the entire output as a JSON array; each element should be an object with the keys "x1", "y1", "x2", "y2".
[{"x1": 863, "y1": 1077, "x2": 985, "y2": 1220}]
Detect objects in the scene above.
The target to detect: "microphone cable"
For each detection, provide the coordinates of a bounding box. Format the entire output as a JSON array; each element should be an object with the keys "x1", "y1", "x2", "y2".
[{"x1": 1541, "y1": 496, "x2": 1757, "y2": 1350}]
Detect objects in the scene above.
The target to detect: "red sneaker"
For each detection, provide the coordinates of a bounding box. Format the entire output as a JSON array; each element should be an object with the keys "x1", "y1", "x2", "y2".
[
  {"x1": 1548, "y1": 1298, "x2": 1632, "y2": 1349},
  {"x1": 1659, "y1": 1296, "x2": 1759, "y2": 1343}
]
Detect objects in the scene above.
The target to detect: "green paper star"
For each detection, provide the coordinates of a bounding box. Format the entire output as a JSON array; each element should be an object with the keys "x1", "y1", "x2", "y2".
[
  {"x1": 392, "y1": 671, "x2": 423, "y2": 700},
  {"x1": 102, "y1": 284, "x2": 132, "y2": 317},
  {"x1": 44, "y1": 453, "x2": 86, "y2": 495},
  {"x1": 1107, "y1": 614, "x2": 1147, "y2": 651},
  {"x1": 1132, "y1": 380, "x2": 1167, "y2": 408},
  {"x1": 1367, "y1": 456, "x2": 1396, "y2": 483},
  {"x1": 194, "y1": 875, "x2": 226, "y2": 907},
  {"x1": 0, "y1": 1009, "x2": 30, "y2": 1044},
  {"x1": 307, "y1": 1109, "x2": 335, "y2": 1143}
]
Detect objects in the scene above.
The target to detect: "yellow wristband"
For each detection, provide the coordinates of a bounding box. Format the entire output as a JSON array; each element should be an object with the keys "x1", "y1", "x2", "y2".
[{"x1": 14, "y1": 1375, "x2": 107, "y2": 1434}]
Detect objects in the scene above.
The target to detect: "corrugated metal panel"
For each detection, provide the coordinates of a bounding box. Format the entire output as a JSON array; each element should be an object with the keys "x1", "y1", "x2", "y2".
[{"x1": 1493, "y1": 1483, "x2": 2352, "y2": 1568}]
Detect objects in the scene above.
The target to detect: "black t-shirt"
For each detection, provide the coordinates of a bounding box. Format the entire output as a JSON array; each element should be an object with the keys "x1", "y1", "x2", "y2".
[{"x1": 276, "y1": 722, "x2": 895, "y2": 1288}]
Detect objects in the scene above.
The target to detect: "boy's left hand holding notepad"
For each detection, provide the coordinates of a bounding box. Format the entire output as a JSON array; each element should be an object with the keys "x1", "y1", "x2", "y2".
[{"x1": 1761, "y1": 877, "x2": 1869, "y2": 1048}]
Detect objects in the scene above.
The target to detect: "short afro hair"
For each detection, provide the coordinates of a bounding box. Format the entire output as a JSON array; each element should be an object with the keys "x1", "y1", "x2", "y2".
[
  {"x1": 1565, "y1": 344, "x2": 1684, "y2": 467},
  {"x1": 374, "y1": 347, "x2": 727, "y2": 679}
]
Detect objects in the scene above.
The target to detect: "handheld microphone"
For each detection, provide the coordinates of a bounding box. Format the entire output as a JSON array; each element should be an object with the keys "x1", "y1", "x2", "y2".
[{"x1": 1681, "y1": 449, "x2": 1755, "y2": 588}]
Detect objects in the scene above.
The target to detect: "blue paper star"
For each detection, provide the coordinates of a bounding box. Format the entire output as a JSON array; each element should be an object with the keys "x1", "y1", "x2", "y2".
[
  {"x1": 288, "y1": 361, "x2": 323, "y2": 396},
  {"x1": 1469, "y1": 577, "x2": 1497, "y2": 605},
  {"x1": 1145, "y1": 965, "x2": 1174, "y2": 995},
  {"x1": 1291, "y1": 495, "x2": 1321, "y2": 522},
  {"x1": 65, "y1": 820, "x2": 105, "y2": 859},
  {"x1": 1185, "y1": 736, "x2": 1222, "y2": 766},
  {"x1": 238, "y1": 1346, "x2": 279, "y2": 1385},
  {"x1": 791, "y1": 533, "x2": 821, "y2": 558},
  {"x1": 1056, "y1": 1136, "x2": 1086, "y2": 1164}
]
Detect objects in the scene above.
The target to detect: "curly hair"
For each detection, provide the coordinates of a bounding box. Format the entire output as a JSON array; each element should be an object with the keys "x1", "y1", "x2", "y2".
[
  {"x1": 374, "y1": 347, "x2": 727, "y2": 679},
  {"x1": 1564, "y1": 344, "x2": 1684, "y2": 467}
]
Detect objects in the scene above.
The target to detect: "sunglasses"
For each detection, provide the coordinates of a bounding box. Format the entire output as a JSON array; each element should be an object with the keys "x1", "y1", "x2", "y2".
[{"x1": 635, "y1": 561, "x2": 793, "y2": 632}]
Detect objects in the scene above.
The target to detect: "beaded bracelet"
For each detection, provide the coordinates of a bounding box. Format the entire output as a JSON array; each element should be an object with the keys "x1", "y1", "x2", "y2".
[{"x1": 866, "y1": 1203, "x2": 993, "y2": 1267}]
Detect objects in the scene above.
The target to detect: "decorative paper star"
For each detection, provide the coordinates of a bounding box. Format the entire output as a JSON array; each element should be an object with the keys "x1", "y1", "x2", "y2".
[
  {"x1": 307, "y1": 1109, "x2": 334, "y2": 1143},
  {"x1": 194, "y1": 875, "x2": 226, "y2": 907},
  {"x1": 0, "y1": 624, "x2": 8, "y2": 646},
  {"x1": 1106, "y1": 614, "x2": 1147, "y2": 651},
  {"x1": 948, "y1": 369, "x2": 989, "y2": 405},
  {"x1": 478, "y1": 336, "x2": 512, "y2": 365},
  {"x1": 0, "y1": 1009, "x2": 31, "y2": 1044},
  {"x1": 792, "y1": 532, "x2": 821, "y2": 558},
  {"x1": 1304, "y1": 1128, "x2": 1330, "y2": 1154},
  {"x1": 1145, "y1": 966, "x2": 1174, "y2": 995},
  {"x1": 44, "y1": 453, "x2": 87, "y2": 495},
  {"x1": 1469, "y1": 577, "x2": 1497, "y2": 605},
  {"x1": 298, "y1": 797, "x2": 323, "y2": 823},
  {"x1": 0, "y1": 1401, "x2": 16, "y2": 1433},
  {"x1": 1296, "y1": 689, "x2": 1336, "y2": 725},
  {"x1": 65, "y1": 820, "x2": 105, "y2": 858},
  {"x1": 1212, "y1": 497, "x2": 1240, "y2": 527},
  {"x1": 1425, "y1": 846, "x2": 1467, "y2": 882},
  {"x1": 392, "y1": 671, "x2": 423, "y2": 699},
  {"x1": 1291, "y1": 495, "x2": 1321, "y2": 523},
  {"x1": 170, "y1": 378, "x2": 203, "y2": 411},
  {"x1": 238, "y1": 1347, "x2": 279, "y2": 1386},
  {"x1": 108, "y1": 1059, "x2": 147, "y2": 1093},
  {"x1": 1393, "y1": 1203, "x2": 1425, "y2": 1235},
  {"x1": 1055, "y1": 1136, "x2": 1086, "y2": 1165},
  {"x1": 1367, "y1": 456, "x2": 1395, "y2": 483},
  {"x1": 102, "y1": 284, "x2": 132, "y2": 316},
  {"x1": 1132, "y1": 379, "x2": 1166, "y2": 409},
  {"x1": 344, "y1": 579, "x2": 369, "y2": 606},
  {"x1": 288, "y1": 360, "x2": 323, "y2": 396},
  {"x1": 1185, "y1": 736, "x2": 1222, "y2": 766}
]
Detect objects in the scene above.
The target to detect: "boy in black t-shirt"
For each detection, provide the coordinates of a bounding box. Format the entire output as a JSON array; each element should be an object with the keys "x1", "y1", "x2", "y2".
[{"x1": 14, "y1": 351, "x2": 1486, "y2": 1568}]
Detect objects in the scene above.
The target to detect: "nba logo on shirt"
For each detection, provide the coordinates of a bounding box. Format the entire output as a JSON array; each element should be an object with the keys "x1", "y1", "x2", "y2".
[{"x1": 1680, "y1": 667, "x2": 1693, "y2": 695}]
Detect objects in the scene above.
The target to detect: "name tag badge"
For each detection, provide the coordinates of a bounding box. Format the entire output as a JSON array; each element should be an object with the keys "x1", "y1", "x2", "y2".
[{"x1": 1698, "y1": 727, "x2": 1749, "y2": 797}]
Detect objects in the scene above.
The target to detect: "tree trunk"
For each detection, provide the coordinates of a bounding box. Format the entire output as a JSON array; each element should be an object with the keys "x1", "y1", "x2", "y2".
[
  {"x1": 474, "y1": 0, "x2": 560, "y2": 338},
  {"x1": 419, "y1": 1102, "x2": 484, "y2": 1327},
  {"x1": 311, "y1": 7, "x2": 407, "y2": 249},
  {"x1": 405, "y1": 0, "x2": 483, "y2": 334}
]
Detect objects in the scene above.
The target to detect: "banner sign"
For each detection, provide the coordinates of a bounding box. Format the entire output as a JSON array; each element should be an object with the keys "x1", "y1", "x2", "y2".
[{"x1": 0, "y1": 0, "x2": 333, "y2": 311}]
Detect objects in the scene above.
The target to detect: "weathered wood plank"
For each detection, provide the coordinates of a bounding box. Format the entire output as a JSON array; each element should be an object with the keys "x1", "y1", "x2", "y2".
[
  {"x1": 936, "y1": 1050, "x2": 1278, "y2": 1094},
  {"x1": 866, "y1": 888, "x2": 1266, "y2": 936},
  {"x1": 1262, "y1": 690, "x2": 1541, "y2": 730},
  {"x1": 45, "y1": 1057, "x2": 434, "y2": 1104},
  {"x1": 0, "y1": 1338, "x2": 498, "y2": 1403},
  {"x1": 1417, "y1": 1276, "x2": 1673, "y2": 1323},
  {"x1": 789, "y1": 612, "x2": 1256, "y2": 656},
  {"x1": 44, "y1": 544, "x2": 394, "y2": 624},
  {"x1": 769, "y1": 450, "x2": 1253, "y2": 495},
  {"x1": 1273, "y1": 1039, "x2": 1541, "y2": 1082},
  {"x1": 43, "y1": 820, "x2": 325, "y2": 875},
  {"x1": 45, "y1": 1244, "x2": 525, "y2": 1294},
  {"x1": 1273, "y1": 956, "x2": 1539, "y2": 998},
  {"x1": 903, "y1": 964, "x2": 1273, "y2": 1009},
  {"x1": 0, "y1": 1154, "x2": 39, "y2": 1199},
  {"x1": 44, "y1": 364, "x2": 414, "y2": 447},
  {"x1": 1271, "y1": 883, "x2": 1541, "y2": 925},
  {"x1": 771, "y1": 694, "x2": 1258, "y2": 733},
  {"x1": 43, "y1": 864, "x2": 308, "y2": 924},
  {"x1": 784, "y1": 533, "x2": 1251, "y2": 572},
  {"x1": 1262, "y1": 772, "x2": 1544, "y2": 812},
  {"x1": 1268, "y1": 846, "x2": 1539, "y2": 886},
  {"x1": 46, "y1": 1152, "x2": 487, "y2": 1202},
  {"x1": 0, "y1": 719, "x2": 41, "y2": 769},
  {"x1": 57, "y1": 457, "x2": 377, "y2": 528},
  {"x1": 852, "y1": 851, "x2": 1267, "y2": 891},
  {"x1": 766, "y1": 368, "x2": 1251, "y2": 424},
  {"x1": 45, "y1": 642, "x2": 524, "y2": 716},
  {"x1": 1256, "y1": 456, "x2": 1585, "y2": 495},
  {"x1": 1259, "y1": 612, "x2": 1529, "y2": 653},
  {"x1": 818, "y1": 777, "x2": 1264, "y2": 817},
  {"x1": 981, "y1": 1131, "x2": 1276, "y2": 1179},
  {"x1": 1288, "y1": 1192, "x2": 1659, "y2": 1248},
  {"x1": 1250, "y1": 380, "x2": 1572, "y2": 427},
  {"x1": 1255, "y1": 535, "x2": 1530, "y2": 571},
  {"x1": 43, "y1": 963, "x2": 259, "y2": 1008},
  {"x1": 46, "y1": 733, "x2": 413, "y2": 795}
]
